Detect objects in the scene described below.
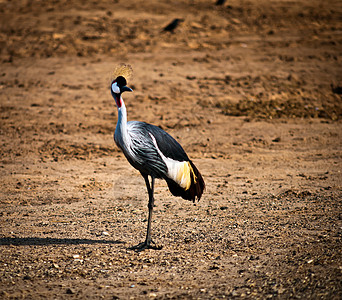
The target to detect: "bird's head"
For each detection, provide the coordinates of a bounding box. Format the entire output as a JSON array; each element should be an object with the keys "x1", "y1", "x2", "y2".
[{"x1": 111, "y1": 76, "x2": 133, "y2": 108}]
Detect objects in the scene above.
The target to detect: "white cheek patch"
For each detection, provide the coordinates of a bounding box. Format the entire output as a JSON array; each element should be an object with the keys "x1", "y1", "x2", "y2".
[{"x1": 111, "y1": 82, "x2": 120, "y2": 94}]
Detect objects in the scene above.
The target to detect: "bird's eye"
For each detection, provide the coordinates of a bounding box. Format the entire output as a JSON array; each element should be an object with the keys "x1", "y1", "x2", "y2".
[{"x1": 111, "y1": 82, "x2": 120, "y2": 94}]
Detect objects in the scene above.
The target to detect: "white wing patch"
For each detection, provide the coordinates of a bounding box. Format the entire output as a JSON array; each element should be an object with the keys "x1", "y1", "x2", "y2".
[{"x1": 149, "y1": 133, "x2": 192, "y2": 190}]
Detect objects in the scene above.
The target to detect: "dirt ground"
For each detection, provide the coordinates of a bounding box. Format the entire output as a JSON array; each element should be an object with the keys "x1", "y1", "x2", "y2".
[{"x1": 0, "y1": 0, "x2": 342, "y2": 299}]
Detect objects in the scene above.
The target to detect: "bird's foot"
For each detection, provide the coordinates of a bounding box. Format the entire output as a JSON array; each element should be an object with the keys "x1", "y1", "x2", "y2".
[{"x1": 129, "y1": 240, "x2": 162, "y2": 251}]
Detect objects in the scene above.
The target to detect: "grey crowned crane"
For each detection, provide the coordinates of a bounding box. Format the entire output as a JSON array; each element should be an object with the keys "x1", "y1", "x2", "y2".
[{"x1": 110, "y1": 65, "x2": 205, "y2": 250}]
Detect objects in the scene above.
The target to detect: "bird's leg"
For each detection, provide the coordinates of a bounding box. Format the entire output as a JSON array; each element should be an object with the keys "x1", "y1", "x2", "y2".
[
  {"x1": 129, "y1": 175, "x2": 162, "y2": 251},
  {"x1": 145, "y1": 175, "x2": 154, "y2": 245}
]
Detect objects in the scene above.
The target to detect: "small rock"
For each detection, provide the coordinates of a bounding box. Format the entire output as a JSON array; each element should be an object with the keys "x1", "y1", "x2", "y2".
[
  {"x1": 66, "y1": 288, "x2": 75, "y2": 294},
  {"x1": 287, "y1": 73, "x2": 301, "y2": 84},
  {"x1": 249, "y1": 255, "x2": 259, "y2": 261}
]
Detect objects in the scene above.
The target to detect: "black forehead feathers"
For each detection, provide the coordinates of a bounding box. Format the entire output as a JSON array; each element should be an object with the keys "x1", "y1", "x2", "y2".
[{"x1": 115, "y1": 76, "x2": 127, "y2": 87}]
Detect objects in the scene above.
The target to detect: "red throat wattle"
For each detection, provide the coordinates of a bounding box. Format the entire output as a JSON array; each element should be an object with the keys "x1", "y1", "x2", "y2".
[{"x1": 115, "y1": 95, "x2": 122, "y2": 108}]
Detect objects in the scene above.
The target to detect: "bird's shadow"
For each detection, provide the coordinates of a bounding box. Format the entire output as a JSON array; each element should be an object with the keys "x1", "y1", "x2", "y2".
[{"x1": 0, "y1": 237, "x2": 125, "y2": 246}]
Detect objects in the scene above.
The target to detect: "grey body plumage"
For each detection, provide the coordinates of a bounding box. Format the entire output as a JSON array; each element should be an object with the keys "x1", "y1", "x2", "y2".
[{"x1": 115, "y1": 121, "x2": 188, "y2": 178}]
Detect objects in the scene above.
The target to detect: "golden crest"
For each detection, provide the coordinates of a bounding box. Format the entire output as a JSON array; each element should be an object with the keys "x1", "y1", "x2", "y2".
[{"x1": 111, "y1": 63, "x2": 133, "y2": 83}]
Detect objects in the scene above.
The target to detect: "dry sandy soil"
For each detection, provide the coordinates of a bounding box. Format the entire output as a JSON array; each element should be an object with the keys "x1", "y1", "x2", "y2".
[{"x1": 0, "y1": 0, "x2": 342, "y2": 299}]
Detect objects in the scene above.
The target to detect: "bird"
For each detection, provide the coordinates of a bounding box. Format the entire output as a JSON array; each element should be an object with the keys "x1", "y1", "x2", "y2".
[
  {"x1": 215, "y1": 0, "x2": 226, "y2": 5},
  {"x1": 162, "y1": 18, "x2": 184, "y2": 33},
  {"x1": 110, "y1": 64, "x2": 205, "y2": 250}
]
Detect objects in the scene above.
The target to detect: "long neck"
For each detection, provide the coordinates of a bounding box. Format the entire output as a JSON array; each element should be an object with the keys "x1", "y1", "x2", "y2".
[
  {"x1": 114, "y1": 95, "x2": 128, "y2": 147},
  {"x1": 117, "y1": 97, "x2": 127, "y2": 127}
]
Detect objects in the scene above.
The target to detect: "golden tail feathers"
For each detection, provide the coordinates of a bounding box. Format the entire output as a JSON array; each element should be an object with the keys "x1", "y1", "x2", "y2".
[{"x1": 166, "y1": 160, "x2": 205, "y2": 202}]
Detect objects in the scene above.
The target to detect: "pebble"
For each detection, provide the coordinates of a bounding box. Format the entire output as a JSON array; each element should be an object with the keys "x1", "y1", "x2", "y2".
[{"x1": 66, "y1": 288, "x2": 75, "y2": 294}]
